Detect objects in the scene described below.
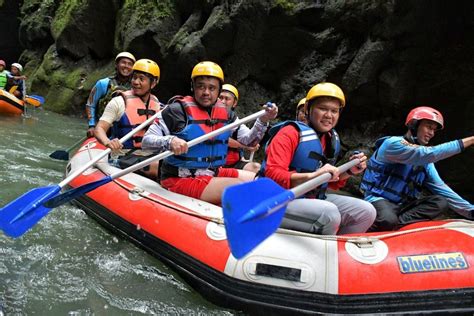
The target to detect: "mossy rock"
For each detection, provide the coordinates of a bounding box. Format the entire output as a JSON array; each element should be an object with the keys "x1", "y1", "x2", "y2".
[
  {"x1": 50, "y1": 0, "x2": 87, "y2": 40},
  {"x1": 29, "y1": 45, "x2": 115, "y2": 114},
  {"x1": 19, "y1": 0, "x2": 58, "y2": 49}
]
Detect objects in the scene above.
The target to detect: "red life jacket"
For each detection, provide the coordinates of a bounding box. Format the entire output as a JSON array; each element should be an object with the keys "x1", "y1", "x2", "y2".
[{"x1": 112, "y1": 90, "x2": 160, "y2": 149}]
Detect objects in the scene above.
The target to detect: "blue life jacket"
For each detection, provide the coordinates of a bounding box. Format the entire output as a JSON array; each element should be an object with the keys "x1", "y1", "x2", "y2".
[
  {"x1": 164, "y1": 96, "x2": 230, "y2": 170},
  {"x1": 111, "y1": 90, "x2": 160, "y2": 149},
  {"x1": 360, "y1": 137, "x2": 427, "y2": 204},
  {"x1": 259, "y1": 121, "x2": 341, "y2": 199}
]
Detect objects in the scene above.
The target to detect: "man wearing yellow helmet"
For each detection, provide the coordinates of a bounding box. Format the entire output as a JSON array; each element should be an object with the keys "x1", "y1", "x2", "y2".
[
  {"x1": 142, "y1": 61, "x2": 278, "y2": 204},
  {"x1": 85, "y1": 52, "x2": 136, "y2": 137},
  {"x1": 94, "y1": 58, "x2": 161, "y2": 178},
  {"x1": 259, "y1": 82, "x2": 376, "y2": 235},
  {"x1": 219, "y1": 84, "x2": 261, "y2": 173},
  {"x1": 295, "y1": 97, "x2": 307, "y2": 123}
]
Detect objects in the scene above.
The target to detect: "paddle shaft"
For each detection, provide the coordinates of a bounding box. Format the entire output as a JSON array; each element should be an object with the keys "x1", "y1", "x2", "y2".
[
  {"x1": 63, "y1": 136, "x2": 88, "y2": 153},
  {"x1": 291, "y1": 159, "x2": 360, "y2": 197},
  {"x1": 57, "y1": 109, "x2": 163, "y2": 188},
  {"x1": 238, "y1": 158, "x2": 361, "y2": 223},
  {"x1": 109, "y1": 109, "x2": 268, "y2": 180}
]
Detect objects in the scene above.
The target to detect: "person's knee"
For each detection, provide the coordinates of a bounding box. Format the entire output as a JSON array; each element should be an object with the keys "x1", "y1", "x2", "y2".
[
  {"x1": 371, "y1": 200, "x2": 399, "y2": 231},
  {"x1": 238, "y1": 169, "x2": 256, "y2": 182},
  {"x1": 313, "y1": 205, "x2": 341, "y2": 235},
  {"x1": 376, "y1": 212, "x2": 398, "y2": 230},
  {"x1": 431, "y1": 195, "x2": 449, "y2": 214},
  {"x1": 364, "y1": 202, "x2": 377, "y2": 223},
  {"x1": 244, "y1": 162, "x2": 261, "y2": 173}
]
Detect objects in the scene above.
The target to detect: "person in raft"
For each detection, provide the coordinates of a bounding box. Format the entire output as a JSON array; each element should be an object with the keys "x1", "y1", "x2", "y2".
[
  {"x1": 141, "y1": 61, "x2": 278, "y2": 205},
  {"x1": 94, "y1": 58, "x2": 161, "y2": 179},
  {"x1": 360, "y1": 106, "x2": 474, "y2": 231},
  {"x1": 0, "y1": 60, "x2": 9, "y2": 90},
  {"x1": 5, "y1": 63, "x2": 27, "y2": 99},
  {"x1": 219, "y1": 83, "x2": 261, "y2": 173},
  {"x1": 86, "y1": 52, "x2": 136, "y2": 137},
  {"x1": 295, "y1": 97, "x2": 307, "y2": 123},
  {"x1": 258, "y1": 82, "x2": 376, "y2": 235}
]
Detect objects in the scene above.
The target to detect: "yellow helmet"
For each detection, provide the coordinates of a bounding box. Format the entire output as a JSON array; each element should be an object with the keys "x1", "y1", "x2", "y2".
[
  {"x1": 191, "y1": 61, "x2": 224, "y2": 83},
  {"x1": 297, "y1": 97, "x2": 306, "y2": 109},
  {"x1": 305, "y1": 82, "x2": 345, "y2": 109},
  {"x1": 132, "y1": 59, "x2": 160, "y2": 79},
  {"x1": 115, "y1": 51, "x2": 136, "y2": 63},
  {"x1": 222, "y1": 84, "x2": 239, "y2": 100}
]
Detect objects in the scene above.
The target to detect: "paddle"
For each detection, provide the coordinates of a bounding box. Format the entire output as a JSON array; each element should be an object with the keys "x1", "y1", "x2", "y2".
[
  {"x1": 49, "y1": 136, "x2": 88, "y2": 161},
  {"x1": 25, "y1": 95, "x2": 45, "y2": 107},
  {"x1": 44, "y1": 108, "x2": 270, "y2": 208},
  {"x1": 0, "y1": 107, "x2": 270, "y2": 237},
  {"x1": 248, "y1": 152, "x2": 255, "y2": 162},
  {"x1": 0, "y1": 108, "x2": 164, "y2": 238},
  {"x1": 222, "y1": 159, "x2": 361, "y2": 259}
]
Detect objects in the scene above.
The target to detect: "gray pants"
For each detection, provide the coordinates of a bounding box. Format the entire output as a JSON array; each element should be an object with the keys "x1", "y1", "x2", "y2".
[{"x1": 281, "y1": 194, "x2": 376, "y2": 235}]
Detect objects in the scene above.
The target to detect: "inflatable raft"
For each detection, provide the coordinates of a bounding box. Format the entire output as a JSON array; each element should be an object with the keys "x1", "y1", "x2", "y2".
[
  {"x1": 0, "y1": 90, "x2": 42, "y2": 115},
  {"x1": 0, "y1": 89, "x2": 24, "y2": 115},
  {"x1": 67, "y1": 139, "x2": 474, "y2": 315}
]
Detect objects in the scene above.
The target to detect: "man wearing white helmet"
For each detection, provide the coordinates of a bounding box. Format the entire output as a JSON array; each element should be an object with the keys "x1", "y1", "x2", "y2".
[
  {"x1": 361, "y1": 106, "x2": 474, "y2": 231},
  {"x1": 85, "y1": 52, "x2": 136, "y2": 137}
]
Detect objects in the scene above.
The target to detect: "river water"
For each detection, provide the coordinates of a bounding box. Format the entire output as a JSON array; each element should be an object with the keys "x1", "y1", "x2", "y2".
[{"x1": 0, "y1": 109, "x2": 235, "y2": 315}]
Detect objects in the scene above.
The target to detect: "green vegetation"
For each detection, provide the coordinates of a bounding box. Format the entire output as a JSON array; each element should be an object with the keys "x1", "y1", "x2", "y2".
[
  {"x1": 122, "y1": 0, "x2": 173, "y2": 23},
  {"x1": 51, "y1": 0, "x2": 86, "y2": 39},
  {"x1": 273, "y1": 0, "x2": 296, "y2": 11}
]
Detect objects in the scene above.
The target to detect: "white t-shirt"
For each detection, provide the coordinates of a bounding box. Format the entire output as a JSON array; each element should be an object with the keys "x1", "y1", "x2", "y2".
[{"x1": 99, "y1": 96, "x2": 126, "y2": 124}]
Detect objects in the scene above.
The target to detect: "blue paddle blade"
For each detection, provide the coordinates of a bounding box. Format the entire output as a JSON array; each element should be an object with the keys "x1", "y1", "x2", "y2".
[
  {"x1": 0, "y1": 185, "x2": 61, "y2": 237},
  {"x1": 28, "y1": 95, "x2": 45, "y2": 104},
  {"x1": 222, "y1": 178, "x2": 294, "y2": 259},
  {"x1": 43, "y1": 176, "x2": 113, "y2": 208}
]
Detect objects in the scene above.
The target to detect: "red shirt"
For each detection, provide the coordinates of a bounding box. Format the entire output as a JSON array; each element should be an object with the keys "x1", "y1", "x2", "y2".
[{"x1": 264, "y1": 125, "x2": 347, "y2": 190}]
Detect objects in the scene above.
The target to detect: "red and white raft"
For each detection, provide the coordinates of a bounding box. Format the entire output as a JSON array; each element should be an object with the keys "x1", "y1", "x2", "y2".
[{"x1": 67, "y1": 139, "x2": 474, "y2": 315}]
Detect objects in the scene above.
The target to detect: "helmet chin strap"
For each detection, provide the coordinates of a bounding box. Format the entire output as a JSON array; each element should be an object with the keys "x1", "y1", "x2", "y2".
[{"x1": 406, "y1": 122, "x2": 420, "y2": 144}]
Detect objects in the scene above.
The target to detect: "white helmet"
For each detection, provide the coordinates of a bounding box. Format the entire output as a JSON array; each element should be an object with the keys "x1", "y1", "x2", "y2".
[{"x1": 11, "y1": 63, "x2": 23, "y2": 73}]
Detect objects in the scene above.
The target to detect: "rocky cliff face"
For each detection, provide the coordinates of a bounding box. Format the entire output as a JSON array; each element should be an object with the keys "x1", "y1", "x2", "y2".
[{"x1": 8, "y1": 0, "x2": 474, "y2": 200}]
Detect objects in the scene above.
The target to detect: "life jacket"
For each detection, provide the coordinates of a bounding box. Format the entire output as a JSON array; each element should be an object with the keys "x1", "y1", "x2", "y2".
[
  {"x1": 6, "y1": 78, "x2": 24, "y2": 99},
  {"x1": 0, "y1": 71, "x2": 9, "y2": 90},
  {"x1": 111, "y1": 90, "x2": 160, "y2": 149},
  {"x1": 97, "y1": 76, "x2": 132, "y2": 120},
  {"x1": 259, "y1": 121, "x2": 341, "y2": 199},
  {"x1": 163, "y1": 96, "x2": 230, "y2": 173},
  {"x1": 225, "y1": 126, "x2": 244, "y2": 166},
  {"x1": 360, "y1": 137, "x2": 427, "y2": 204}
]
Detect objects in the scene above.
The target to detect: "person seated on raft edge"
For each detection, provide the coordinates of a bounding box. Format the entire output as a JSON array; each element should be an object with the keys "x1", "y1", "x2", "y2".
[
  {"x1": 219, "y1": 84, "x2": 261, "y2": 173},
  {"x1": 86, "y1": 52, "x2": 136, "y2": 138},
  {"x1": 94, "y1": 58, "x2": 162, "y2": 179},
  {"x1": 258, "y1": 82, "x2": 376, "y2": 235},
  {"x1": 141, "y1": 61, "x2": 278, "y2": 205},
  {"x1": 360, "y1": 106, "x2": 474, "y2": 232},
  {"x1": 5, "y1": 63, "x2": 27, "y2": 99}
]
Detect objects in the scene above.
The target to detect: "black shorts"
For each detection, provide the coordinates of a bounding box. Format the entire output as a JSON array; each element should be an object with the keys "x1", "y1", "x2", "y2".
[{"x1": 225, "y1": 160, "x2": 248, "y2": 170}]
